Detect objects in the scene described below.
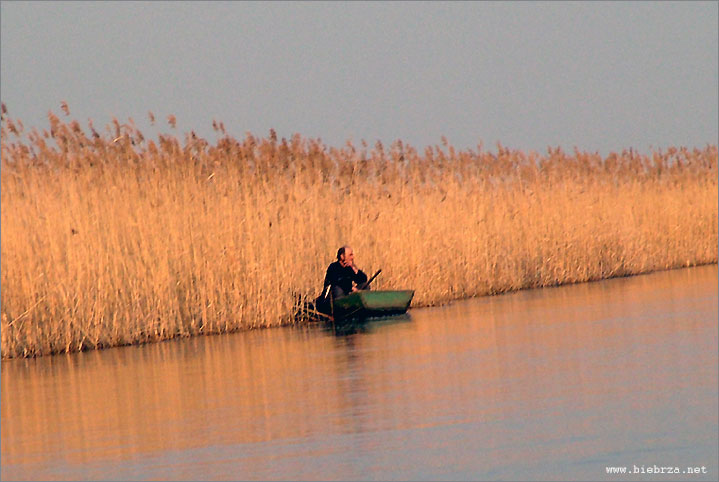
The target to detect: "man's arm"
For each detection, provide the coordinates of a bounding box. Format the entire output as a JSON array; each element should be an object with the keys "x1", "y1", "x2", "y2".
[{"x1": 354, "y1": 269, "x2": 368, "y2": 286}]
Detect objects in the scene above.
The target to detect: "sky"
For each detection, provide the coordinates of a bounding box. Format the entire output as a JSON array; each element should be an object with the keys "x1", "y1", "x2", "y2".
[{"x1": 1, "y1": 1, "x2": 717, "y2": 155}]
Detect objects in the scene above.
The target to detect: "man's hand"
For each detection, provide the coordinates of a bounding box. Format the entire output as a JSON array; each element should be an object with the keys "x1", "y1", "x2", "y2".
[{"x1": 341, "y1": 258, "x2": 358, "y2": 273}]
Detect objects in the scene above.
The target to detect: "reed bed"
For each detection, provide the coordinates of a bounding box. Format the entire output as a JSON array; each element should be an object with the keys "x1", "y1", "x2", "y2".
[{"x1": 1, "y1": 106, "x2": 717, "y2": 358}]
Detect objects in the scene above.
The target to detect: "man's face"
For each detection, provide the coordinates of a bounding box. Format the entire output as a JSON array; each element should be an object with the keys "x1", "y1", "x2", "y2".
[{"x1": 341, "y1": 248, "x2": 354, "y2": 267}]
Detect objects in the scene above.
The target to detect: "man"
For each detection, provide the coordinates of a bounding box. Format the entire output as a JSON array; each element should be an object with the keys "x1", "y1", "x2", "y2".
[{"x1": 322, "y1": 245, "x2": 368, "y2": 300}]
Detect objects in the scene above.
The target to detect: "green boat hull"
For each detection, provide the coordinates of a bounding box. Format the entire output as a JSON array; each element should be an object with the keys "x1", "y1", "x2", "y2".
[{"x1": 331, "y1": 290, "x2": 414, "y2": 321}]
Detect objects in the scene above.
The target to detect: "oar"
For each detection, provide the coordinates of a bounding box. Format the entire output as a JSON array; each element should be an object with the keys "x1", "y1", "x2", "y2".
[
  {"x1": 357, "y1": 269, "x2": 381, "y2": 290},
  {"x1": 305, "y1": 306, "x2": 334, "y2": 323}
]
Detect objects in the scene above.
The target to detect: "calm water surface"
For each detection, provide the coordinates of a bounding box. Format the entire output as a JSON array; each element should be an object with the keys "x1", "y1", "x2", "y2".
[{"x1": 2, "y1": 266, "x2": 717, "y2": 481}]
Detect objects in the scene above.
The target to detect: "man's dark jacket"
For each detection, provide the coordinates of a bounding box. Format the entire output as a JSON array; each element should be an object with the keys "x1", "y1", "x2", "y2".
[{"x1": 323, "y1": 261, "x2": 368, "y2": 297}]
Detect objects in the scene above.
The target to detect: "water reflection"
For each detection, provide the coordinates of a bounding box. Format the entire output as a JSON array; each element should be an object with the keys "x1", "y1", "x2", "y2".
[
  {"x1": 326, "y1": 314, "x2": 412, "y2": 336},
  {"x1": 2, "y1": 266, "x2": 717, "y2": 480}
]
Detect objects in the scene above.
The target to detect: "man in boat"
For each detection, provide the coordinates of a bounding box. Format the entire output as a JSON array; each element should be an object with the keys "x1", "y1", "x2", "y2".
[{"x1": 319, "y1": 245, "x2": 368, "y2": 304}]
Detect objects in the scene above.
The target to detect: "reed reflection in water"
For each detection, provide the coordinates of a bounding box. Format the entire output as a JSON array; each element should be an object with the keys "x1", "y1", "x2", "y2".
[{"x1": 2, "y1": 265, "x2": 717, "y2": 481}]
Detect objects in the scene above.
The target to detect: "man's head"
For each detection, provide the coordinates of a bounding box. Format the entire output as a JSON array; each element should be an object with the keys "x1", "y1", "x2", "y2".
[{"x1": 337, "y1": 245, "x2": 354, "y2": 267}]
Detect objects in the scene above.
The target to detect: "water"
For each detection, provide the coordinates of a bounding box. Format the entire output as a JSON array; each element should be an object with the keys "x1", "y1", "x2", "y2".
[{"x1": 2, "y1": 266, "x2": 717, "y2": 481}]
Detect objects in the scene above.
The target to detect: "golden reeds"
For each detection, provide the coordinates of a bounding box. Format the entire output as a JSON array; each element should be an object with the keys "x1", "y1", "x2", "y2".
[{"x1": 1, "y1": 107, "x2": 717, "y2": 358}]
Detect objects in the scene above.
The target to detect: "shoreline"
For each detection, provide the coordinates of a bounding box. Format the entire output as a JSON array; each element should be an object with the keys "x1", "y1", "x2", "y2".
[{"x1": 3, "y1": 262, "x2": 716, "y2": 361}]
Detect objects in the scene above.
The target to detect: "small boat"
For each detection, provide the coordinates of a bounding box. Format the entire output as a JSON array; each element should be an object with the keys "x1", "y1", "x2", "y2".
[
  {"x1": 298, "y1": 289, "x2": 415, "y2": 324},
  {"x1": 330, "y1": 289, "x2": 415, "y2": 322},
  {"x1": 297, "y1": 269, "x2": 413, "y2": 323}
]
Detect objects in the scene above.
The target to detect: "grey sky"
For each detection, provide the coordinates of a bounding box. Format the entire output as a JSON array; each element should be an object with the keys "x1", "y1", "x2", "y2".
[{"x1": 1, "y1": 1, "x2": 717, "y2": 155}]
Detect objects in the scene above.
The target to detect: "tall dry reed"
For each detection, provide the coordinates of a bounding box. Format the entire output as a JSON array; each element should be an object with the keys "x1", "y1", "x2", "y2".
[{"x1": 1, "y1": 105, "x2": 717, "y2": 358}]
